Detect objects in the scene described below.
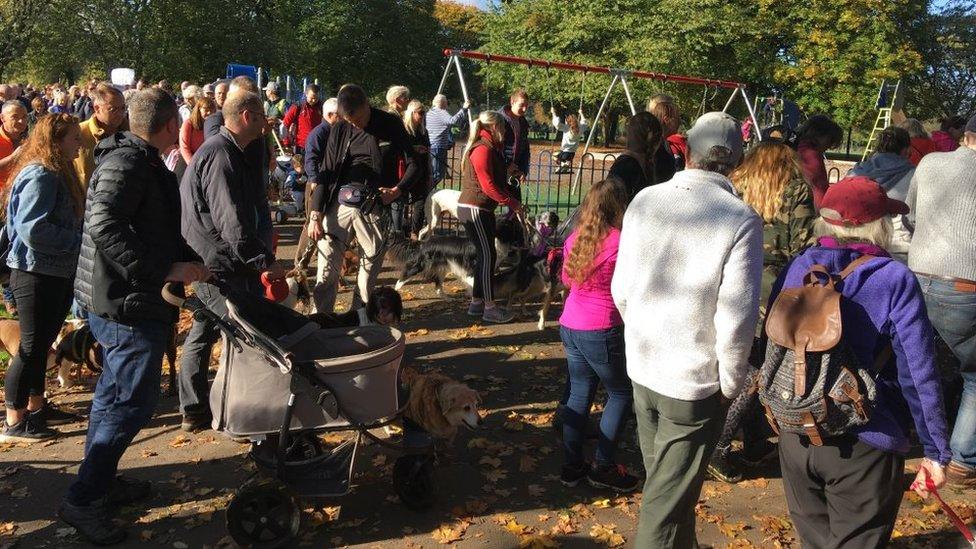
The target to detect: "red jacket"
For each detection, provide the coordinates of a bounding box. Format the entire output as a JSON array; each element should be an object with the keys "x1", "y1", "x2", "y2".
[
  {"x1": 282, "y1": 102, "x2": 323, "y2": 150},
  {"x1": 908, "y1": 136, "x2": 939, "y2": 166},
  {"x1": 797, "y1": 140, "x2": 829, "y2": 210}
]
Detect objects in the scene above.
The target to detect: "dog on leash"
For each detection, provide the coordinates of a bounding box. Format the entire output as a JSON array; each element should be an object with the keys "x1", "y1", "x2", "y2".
[
  {"x1": 390, "y1": 217, "x2": 523, "y2": 294},
  {"x1": 0, "y1": 319, "x2": 83, "y2": 389},
  {"x1": 493, "y1": 247, "x2": 565, "y2": 330},
  {"x1": 417, "y1": 189, "x2": 461, "y2": 240},
  {"x1": 401, "y1": 368, "x2": 481, "y2": 441}
]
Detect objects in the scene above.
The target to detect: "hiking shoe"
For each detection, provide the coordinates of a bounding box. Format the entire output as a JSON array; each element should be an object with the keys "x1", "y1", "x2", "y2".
[
  {"x1": 560, "y1": 462, "x2": 590, "y2": 487},
  {"x1": 482, "y1": 306, "x2": 515, "y2": 324},
  {"x1": 739, "y1": 440, "x2": 778, "y2": 468},
  {"x1": 587, "y1": 464, "x2": 640, "y2": 493},
  {"x1": 106, "y1": 475, "x2": 152, "y2": 507},
  {"x1": 946, "y1": 461, "x2": 976, "y2": 489},
  {"x1": 58, "y1": 498, "x2": 126, "y2": 546},
  {"x1": 0, "y1": 416, "x2": 58, "y2": 443},
  {"x1": 180, "y1": 412, "x2": 212, "y2": 433},
  {"x1": 30, "y1": 404, "x2": 81, "y2": 427},
  {"x1": 707, "y1": 451, "x2": 743, "y2": 484},
  {"x1": 467, "y1": 301, "x2": 485, "y2": 317}
]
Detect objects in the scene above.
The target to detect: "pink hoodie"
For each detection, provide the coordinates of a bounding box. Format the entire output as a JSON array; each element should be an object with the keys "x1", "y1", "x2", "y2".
[{"x1": 559, "y1": 228, "x2": 623, "y2": 331}]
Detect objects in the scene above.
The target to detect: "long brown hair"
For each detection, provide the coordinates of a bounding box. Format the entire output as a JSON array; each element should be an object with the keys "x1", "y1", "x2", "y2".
[
  {"x1": 730, "y1": 141, "x2": 802, "y2": 222},
  {"x1": 7, "y1": 113, "x2": 85, "y2": 219},
  {"x1": 564, "y1": 178, "x2": 628, "y2": 285},
  {"x1": 190, "y1": 96, "x2": 216, "y2": 131}
]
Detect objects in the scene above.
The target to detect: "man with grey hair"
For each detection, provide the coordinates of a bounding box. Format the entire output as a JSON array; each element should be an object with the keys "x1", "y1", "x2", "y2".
[
  {"x1": 611, "y1": 112, "x2": 762, "y2": 547},
  {"x1": 62, "y1": 88, "x2": 209, "y2": 545},
  {"x1": 0, "y1": 100, "x2": 28, "y2": 185},
  {"x1": 0, "y1": 84, "x2": 12, "y2": 101},
  {"x1": 425, "y1": 94, "x2": 469, "y2": 187},
  {"x1": 178, "y1": 89, "x2": 283, "y2": 432}
]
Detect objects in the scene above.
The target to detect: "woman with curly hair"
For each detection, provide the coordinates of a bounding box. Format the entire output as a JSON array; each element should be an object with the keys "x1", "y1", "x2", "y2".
[
  {"x1": 707, "y1": 140, "x2": 817, "y2": 483},
  {"x1": 558, "y1": 177, "x2": 639, "y2": 493},
  {"x1": 1, "y1": 113, "x2": 85, "y2": 442}
]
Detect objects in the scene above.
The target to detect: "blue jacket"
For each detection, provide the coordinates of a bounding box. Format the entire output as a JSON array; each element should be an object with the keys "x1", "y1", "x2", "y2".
[
  {"x1": 303, "y1": 120, "x2": 331, "y2": 186},
  {"x1": 425, "y1": 106, "x2": 468, "y2": 150},
  {"x1": 6, "y1": 163, "x2": 83, "y2": 278},
  {"x1": 771, "y1": 244, "x2": 951, "y2": 463}
]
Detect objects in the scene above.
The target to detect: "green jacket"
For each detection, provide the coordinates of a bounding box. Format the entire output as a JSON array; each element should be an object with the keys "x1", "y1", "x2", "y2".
[{"x1": 759, "y1": 177, "x2": 816, "y2": 310}]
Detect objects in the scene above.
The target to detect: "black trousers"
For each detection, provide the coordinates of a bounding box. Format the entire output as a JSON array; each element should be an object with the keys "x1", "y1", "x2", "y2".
[
  {"x1": 779, "y1": 433, "x2": 905, "y2": 549},
  {"x1": 4, "y1": 269, "x2": 73, "y2": 409},
  {"x1": 457, "y1": 205, "x2": 496, "y2": 302}
]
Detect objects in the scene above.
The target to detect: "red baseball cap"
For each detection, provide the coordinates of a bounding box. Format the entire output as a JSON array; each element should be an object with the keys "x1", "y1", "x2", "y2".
[{"x1": 820, "y1": 176, "x2": 909, "y2": 227}]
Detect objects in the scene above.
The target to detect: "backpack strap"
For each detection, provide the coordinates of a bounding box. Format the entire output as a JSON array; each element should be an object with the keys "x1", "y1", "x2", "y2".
[{"x1": 837, "y1": 254, "x2": 875, "y2": 280}]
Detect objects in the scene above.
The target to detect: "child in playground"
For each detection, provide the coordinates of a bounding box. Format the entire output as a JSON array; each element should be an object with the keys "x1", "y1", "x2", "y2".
[
  {"x1": 285, "y1": 154, "x2": 307, "y2": 215},
  {"x1": 551, "y1": 107, "x2": 588, "y2": 174}
]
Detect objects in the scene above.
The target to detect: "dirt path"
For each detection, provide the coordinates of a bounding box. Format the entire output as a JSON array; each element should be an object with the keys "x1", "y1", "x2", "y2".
[{"x1": 1, "y1": 218, "x2": 972, "y2": 549}]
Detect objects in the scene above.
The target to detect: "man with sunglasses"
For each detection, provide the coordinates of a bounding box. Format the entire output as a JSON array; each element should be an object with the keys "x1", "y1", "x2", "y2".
[{"x1": 178, "y1": 89, "x2": 285, "y2": 432}]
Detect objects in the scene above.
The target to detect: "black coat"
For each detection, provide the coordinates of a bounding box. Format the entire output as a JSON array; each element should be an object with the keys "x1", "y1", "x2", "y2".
[
  {"x1": 180, "y1": 127, "x2": 274, "y2": 279},
  {"x1": 74, "y1": 132, "x2": 200, "y2": 325},
  {"x1": 310, "y1": 107, "x2": 420, "y2": 212}
]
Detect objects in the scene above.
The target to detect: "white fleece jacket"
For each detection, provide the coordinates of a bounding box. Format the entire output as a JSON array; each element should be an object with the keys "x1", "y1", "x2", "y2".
[{"x1": 611, "y1": 169, "x2": 763, "y2": 400}]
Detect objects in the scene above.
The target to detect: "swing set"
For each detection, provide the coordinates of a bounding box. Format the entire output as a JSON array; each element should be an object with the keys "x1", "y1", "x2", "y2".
[{"x1": 436, "y1": 49, "x2": 763, "y2": 195}]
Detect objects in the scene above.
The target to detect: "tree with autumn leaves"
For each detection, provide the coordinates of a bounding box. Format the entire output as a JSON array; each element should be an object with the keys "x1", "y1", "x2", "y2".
[{"x1": 0, "y1": 0, "x2": 972, "y2": 128}]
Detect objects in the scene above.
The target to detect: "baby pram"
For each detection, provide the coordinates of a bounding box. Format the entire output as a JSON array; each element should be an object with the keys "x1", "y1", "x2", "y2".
[{"x1": 162, "y1": 283, "x2": 435, "y2": 549}]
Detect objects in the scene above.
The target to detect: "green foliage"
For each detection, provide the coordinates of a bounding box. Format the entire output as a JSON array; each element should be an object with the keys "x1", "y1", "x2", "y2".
[{"x1": 908, "y1": 0, "x2": 976, "y2": 120}]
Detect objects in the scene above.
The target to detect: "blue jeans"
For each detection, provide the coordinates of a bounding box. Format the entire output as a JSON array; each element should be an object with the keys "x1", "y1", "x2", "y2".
[
  {"x1": 430, "y1": 147, "x2": 449, "y2": 186},
  {"x1": 560, "y1": 325, "x2": 631, "y2": 467},
  {"x1": 918, "y1": 274, "x2": 976, "y2": 468},
  {"x1": 66, "y1": 315, "x2": 171, "y2": 505}
]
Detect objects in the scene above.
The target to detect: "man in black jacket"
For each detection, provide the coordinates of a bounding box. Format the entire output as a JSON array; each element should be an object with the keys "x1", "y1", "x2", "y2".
[
  {"x1": 306, "y1": 84, "x2": 420, "y2": 313},
  {"x1": 178, "y1": 89, "x2": 284, "y2": 431},
  {"x1": 61, "y1": 89, "x2": 209, "y2": 546}
]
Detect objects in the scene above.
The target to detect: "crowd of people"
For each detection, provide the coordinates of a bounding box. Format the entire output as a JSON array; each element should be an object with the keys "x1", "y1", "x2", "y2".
[{"x1": 0, "y1": 71, "x2": 974, "y2": 547}]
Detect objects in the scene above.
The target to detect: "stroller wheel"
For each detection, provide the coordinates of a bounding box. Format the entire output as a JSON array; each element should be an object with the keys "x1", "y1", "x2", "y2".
[
  {"x1": 226, "y1": 478, "x2": 302, "y2": 549},
  {"x1": 392, "y1": 454, "x2": 436, "y2": 511}
]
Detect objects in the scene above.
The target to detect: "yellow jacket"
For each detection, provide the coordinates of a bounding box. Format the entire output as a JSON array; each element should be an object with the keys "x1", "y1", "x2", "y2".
[{"x1": 74, "y1": 117, "x2": 110, "y2": 188}]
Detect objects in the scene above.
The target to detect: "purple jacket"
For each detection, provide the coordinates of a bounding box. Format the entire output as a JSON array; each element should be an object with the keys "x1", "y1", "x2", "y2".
[{"x1": 770, "y1": 244, "x2": 951, "y2": 463}]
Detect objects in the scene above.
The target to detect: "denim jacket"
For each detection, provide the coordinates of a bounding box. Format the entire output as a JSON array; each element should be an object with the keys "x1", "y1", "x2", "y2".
[{"x1": 6, "y1": 163, "x2": 82, "y2": 278}]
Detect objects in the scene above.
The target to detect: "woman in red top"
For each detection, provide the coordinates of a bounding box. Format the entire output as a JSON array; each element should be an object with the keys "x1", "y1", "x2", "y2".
[
  {"x1": 795, "y1": 115, "x2": 843, "y2": 210},
  {"x1": 179, "y1": 96, "x2": 216, "y2": 166},
  {"x1": 901, "y1": 118, "x2": 939, "y2": 166},
  {"x1": 457, "y1": 111, "x2": 523, "y2": 324}
]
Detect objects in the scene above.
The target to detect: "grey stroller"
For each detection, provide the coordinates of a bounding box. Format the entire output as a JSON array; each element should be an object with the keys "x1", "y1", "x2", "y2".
[{"x1": 162, "y1": 283, "x2": 435, "y2": 548}]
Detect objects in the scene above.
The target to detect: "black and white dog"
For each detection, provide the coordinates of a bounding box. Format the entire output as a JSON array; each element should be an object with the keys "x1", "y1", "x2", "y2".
[
  {"x1": 389, "y1": 217, "x2": 524, "y2": 295},
  {"x1": 492, "y1": 246, "x2": 565, "y2": 330}
]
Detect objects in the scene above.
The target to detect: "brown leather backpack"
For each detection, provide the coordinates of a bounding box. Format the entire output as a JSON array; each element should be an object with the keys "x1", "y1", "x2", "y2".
[{"x1": 758, "y1": 255, "x2": 890, "y2": 445}]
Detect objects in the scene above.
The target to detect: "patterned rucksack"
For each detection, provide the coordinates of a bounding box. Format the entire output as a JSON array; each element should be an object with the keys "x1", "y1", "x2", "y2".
[{"x1": 757, "y1": 255, "x2": 890, "y2": 445}]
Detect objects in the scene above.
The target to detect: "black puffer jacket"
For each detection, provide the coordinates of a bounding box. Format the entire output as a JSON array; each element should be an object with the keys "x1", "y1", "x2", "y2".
[{"x1": 74, "y1": 132, "x2": 200, "y2": 325}]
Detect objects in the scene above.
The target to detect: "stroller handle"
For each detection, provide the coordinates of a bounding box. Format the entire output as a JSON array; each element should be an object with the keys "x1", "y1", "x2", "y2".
[{"x1": 161, "y1": 282, "x2": 186, "y2": 308}]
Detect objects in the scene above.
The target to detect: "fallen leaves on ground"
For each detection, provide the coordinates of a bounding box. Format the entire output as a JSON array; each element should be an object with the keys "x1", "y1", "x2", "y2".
[
  {"x1": 589, "y1": 523, "x2": 626, "y2": 547},
  {"x1": 519, "y1": 454, "x2": 538, "y2": 472},
  {"x1": 504, "y1": 411, "x2": 525, "y2": 431},
  {"x1": 169, "y1": 435, "x2": 191, "y2": 448},
  {"x1": 405, "y1": 328, "x2": 429, "y2": 337},
  {"x1": 431, "y1": 520, "x2": 469, "y2": 544},
  {"x1": 519, "y1": 533, "x2": 561, "y2": 548},
  {"x1": 717, "y1": 520, "x2": 749, "y2": 538}
]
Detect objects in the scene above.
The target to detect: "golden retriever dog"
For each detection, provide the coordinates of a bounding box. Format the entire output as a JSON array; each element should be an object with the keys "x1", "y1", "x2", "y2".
[{"x1": 402, "y1": 369, "x2": 481, "y2": 441}]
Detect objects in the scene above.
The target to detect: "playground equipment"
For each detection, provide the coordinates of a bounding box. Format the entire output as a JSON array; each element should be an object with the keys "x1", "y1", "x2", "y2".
[
  {"x1": 861, "y1": 79, "x2": 905, "y2": 161},
  {"x1": 436, "y1": 49, "x2": 762, "y2": 194}
]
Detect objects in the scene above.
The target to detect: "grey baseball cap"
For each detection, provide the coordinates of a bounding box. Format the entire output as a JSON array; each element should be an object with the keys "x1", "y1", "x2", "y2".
[
  {"x1": 264, "y1": 81, "x2": 278, "y2": 92},
  {"x1": 687, "y1": 111, "x2": 744, "y2": 165}
]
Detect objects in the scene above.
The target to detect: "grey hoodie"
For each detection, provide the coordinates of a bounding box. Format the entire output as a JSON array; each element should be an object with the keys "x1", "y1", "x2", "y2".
[{"x1": 850, "y1": 152, "x2": 915, "y2": 254}]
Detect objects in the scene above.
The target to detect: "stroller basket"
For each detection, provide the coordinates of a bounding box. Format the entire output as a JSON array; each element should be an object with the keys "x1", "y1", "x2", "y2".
[{"x1": 209, "y1": 291, "x2": 405, "y2": 437}]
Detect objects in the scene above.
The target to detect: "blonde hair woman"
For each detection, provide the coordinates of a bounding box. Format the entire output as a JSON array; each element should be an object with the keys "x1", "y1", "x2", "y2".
[
  {"x1": 708, "y1": 140, "x2": 816, "y2": 483},
  {"x1": 402, "y1": 100, "x2": 434, "y2": 238},
  {"x1": 386, "y1": 85, "x2": 410, "y2": 116},
  {"x1": 457, "y1": 111, "x2": 523, "y2": 323}
]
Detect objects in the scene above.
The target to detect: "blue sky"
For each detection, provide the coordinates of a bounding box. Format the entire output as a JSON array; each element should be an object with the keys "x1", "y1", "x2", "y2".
[{"x1": 456, "y1": 0, "x2": 488, "y2": 9}]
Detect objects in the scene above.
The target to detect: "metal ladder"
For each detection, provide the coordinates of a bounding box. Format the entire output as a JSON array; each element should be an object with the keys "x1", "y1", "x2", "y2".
[{"x1": 861, "y1": 107, "x2": 892, "y2": 161}]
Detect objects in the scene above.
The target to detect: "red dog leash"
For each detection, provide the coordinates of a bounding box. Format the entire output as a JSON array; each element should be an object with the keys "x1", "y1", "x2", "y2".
[{"x1": 911, "y1": 475, "x2": 976, "y2": 546}]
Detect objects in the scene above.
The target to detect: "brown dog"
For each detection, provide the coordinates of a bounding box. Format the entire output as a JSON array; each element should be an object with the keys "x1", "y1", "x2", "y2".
[
  {"x1": 0, "y1": 318, "x2": 63, "y2": 385},
  {"x1": 402, "y1": 369, "x2": 481, "y2": 441}
]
